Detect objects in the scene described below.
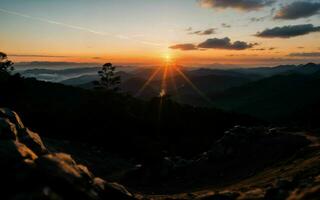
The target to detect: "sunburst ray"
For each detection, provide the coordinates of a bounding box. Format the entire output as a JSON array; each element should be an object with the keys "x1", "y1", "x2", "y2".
[
  {"x1": 135, "y1": 67, "x2": 161, "y2": 97},
  {"x1": 174, "y1": 66, "x2": 212, "y2": 104}
]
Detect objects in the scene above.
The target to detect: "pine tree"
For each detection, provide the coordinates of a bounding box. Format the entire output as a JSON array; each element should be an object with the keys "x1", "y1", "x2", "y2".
[{"x1": 94, "y1": 63, "x2": 121, "y2": 91}]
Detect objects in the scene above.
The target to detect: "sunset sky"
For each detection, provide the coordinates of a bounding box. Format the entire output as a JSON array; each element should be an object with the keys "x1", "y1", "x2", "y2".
[{"x1": 1, "y1": 0, "x2": 320, "y2": 67}]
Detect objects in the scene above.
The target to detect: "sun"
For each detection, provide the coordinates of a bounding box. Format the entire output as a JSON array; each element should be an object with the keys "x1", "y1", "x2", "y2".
[{"x1": 163, "y1": 54, "x2": 172, "y2": 64}]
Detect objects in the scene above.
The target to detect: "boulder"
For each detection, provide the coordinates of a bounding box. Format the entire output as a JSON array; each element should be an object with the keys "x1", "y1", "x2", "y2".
[
  {"x1": 0, "y1": 108, "x2": 25, "y2": 129},
  {"x1": 0, "y1": 140, "x2": 37, "y2": 165},
  {"x1": 287, "y1": 186, "x2": 320, "y2": 200},
  {"x1": 19, "y1": 128, "x2": 48, "y2": 155},
  {"x1": 0, "y1": 108, "x2": 136, "y2": 200},
  {"x1": 0, "y1": 118, "x2": 18, "y2": 140},
  {"x1": 0, "y1": 107, "x2": 47, "y2": 154},
  {"x1": 94, "y1": 178, "x2": 135, "y2": 200}
]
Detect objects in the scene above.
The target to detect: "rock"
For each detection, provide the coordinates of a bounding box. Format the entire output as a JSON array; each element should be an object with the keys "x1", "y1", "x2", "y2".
[
  {"x1": 19, "y1": 128, "x2": 48, "y2": 155},
  {"x1": 0, "y1": 107, "x2": 47, "y2": 154},
  {"x1": 208, "y1": 125, "x2": 310, "y2": 162},
  {"x1": 0, "y1": 140, "x2": 37, "y2": 165},
  {"x1": 237, "y1": 188, "x2": 265, "y2": 200},
  {"x1": 0, "y1": 108, "x2": 25, "y2": 129},
  {"x1": 36, "y1": 153, "x2": 94, "y2": 185},
  {"x1": 0, "y1": 108, "x2": 136, "y2": 200},
  {"x1": 287, "y1": 186, "x2": 320, "y2": 200},
  {"x1": 94, "y1": 178, "x2": 135, "y2": 200},
  {"x1": 199, "y1": 192, "x2": 238, "y2": 200},
  {"x1": 0, "y1": 118, "x2": 18, "y2": 140}
]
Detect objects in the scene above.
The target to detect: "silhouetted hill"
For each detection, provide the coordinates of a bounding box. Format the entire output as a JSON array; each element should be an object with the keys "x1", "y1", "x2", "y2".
[
  {"x1": 0, "y1": 73, "x2": 258, "y2": 159},
  {"x1": 232, "y1": 63, "x2": 320, "y2": 77},
  {"x1": 186, "y1": 67, "x2": 260, "y2": 79},
  {"x1": 174, "y1": 74, "x2": 253, "y2": 94},
  {"x1": 211, "y1": 72, "x2": 320, "y2": 125}
]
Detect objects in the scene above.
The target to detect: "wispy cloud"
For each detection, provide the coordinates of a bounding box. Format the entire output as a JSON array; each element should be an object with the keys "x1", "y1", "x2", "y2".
[
  {"x1": 288, "y1": 52, "x2": 320, "y2": 57},
  {"x1": 10, "y1": 54, "x2": 70, "y2": 58},
  {"x1": 221, "y1": 23, "x2": 231, "y2": 28},
  {"x1": 189, "y1": 28, "x2": 217, "y2": 35},
  {"x1": 0, "y1": 8, "x2": 165, "y2": 47}
]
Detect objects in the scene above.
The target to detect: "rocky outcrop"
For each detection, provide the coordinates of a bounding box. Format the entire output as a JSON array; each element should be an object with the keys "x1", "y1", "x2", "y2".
[
  {"x1": 124, "y1": 125, "x2": 319, "y2": 200},
  {"x1": 206, "y1": 126, "x2": 310, "y2": 162},
  {"x1": 0, "y1": 108, "x2": 136, "y2": 200}
]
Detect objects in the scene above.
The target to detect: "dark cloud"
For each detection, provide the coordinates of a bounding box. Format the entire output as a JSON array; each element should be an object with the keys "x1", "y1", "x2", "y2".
[
  {"x1": 189, "y1": 28, "x2": 216, "y2": 35},
  {"x1": 221, "y1": 23, "x2": 231, "y2": 28},
  {"x1": 198, "y1": 0, "x2": 275, "y2": 11},
  {"x1": 198, "y1": 37, "x2": 257, "y2": 50},
  {"x1": 169, "y1": 43, "x2": 198, "y2": 51},
  {"x1": 170, "y1": 37, "x2": 256, "y2": 51},
  {"x1": 288, "y1": 52, "x2": 320, "y2": 57},
  {"x1": 274, "y1": 1, "x2": 320, "y2": 20},
  {"x1": 202, "y1": 38, "x2": 258, "y2": 50},
  {"x1": 255, "y1": 24, "x2": 320, "y2": 38}
]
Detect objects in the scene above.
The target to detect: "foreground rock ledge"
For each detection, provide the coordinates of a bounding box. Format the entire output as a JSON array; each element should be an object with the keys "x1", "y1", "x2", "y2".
[
  {"x1": 0, "y1": 108, "x2": 136, "y2": 200},
  {"x1": 1, "y1": 108, "x2": 320, "y2": 200}
]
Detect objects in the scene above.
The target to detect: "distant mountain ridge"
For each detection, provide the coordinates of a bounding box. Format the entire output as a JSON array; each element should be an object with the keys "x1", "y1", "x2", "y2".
[
  {"x1": 232, "y1": 63, "x2": 320, "y2": 77},
  {"x1": 17, "y1": 63, "x2": 320, "y2": 105}
]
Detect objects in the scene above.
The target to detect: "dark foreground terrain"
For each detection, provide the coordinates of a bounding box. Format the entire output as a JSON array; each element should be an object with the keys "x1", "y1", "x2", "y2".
[
  {"x1": 1, "y1": 61, "x2": 320, "y2": 199},
  {"x1": 1, "y1": 108, "x2": 319, "y2": 200}
]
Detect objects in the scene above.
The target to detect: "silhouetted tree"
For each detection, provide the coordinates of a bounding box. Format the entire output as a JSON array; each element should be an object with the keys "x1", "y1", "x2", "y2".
[
  {"x1": 0, "y1": 52, "x2": 14, "y2": 74},
  {"x1": 94, "y1": 63, "x2": 120, "y2": 91}
]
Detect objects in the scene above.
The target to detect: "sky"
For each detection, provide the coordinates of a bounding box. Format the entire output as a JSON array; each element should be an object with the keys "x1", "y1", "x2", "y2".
[{"x1": 0, "y1": 0, "x2": 320, "y2": 67}]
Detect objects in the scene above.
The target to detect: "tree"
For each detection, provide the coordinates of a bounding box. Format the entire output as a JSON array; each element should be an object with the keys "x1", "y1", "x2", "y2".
[
  {"x1": 0, "y1": 52, "x2": 14, "y2": 74},
  {"x1": 94, "y1": 63, "x2": 121, "y2": 91}
]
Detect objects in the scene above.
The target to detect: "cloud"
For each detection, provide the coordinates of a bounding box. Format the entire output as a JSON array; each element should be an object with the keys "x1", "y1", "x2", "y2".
[
  {"x1": 170, "y1": 37, "x2": 257, "y2": 51},
  {"x1": 92, "y1": 57, "x2": 103, "y2": 60},
  {"x1": 250, "y1": 17, "x2": 265, "y2": 22},
  {"x1": 10, "y1": 54, "x2": 70, "y2": 58},
  {"x1": 251, "y1": 47, "x2": 276, "y2": 51},
  {"x1": 288, "y1": 52, "x2": 320, "y2": 57},
  {"x1": 0, "y1": 8, "x2": 165, "y2": 47},
  {"x1": 198, "y1": 0, "x2": 275, "y2": 11},
  {"x1": 189, "y1": 28, "x2": 217, "y2": 35},
  {"x1": 169, "y1": 43, "x2": 199, "y2": 50},
  {"x1": 198, "y1": 37, "x2": 257, "y2": 50},
  {"x1": 255, "y1": 24, "x2": 320, "y2": 38},
  {"x1": 252, "y1": 48, "x2": 266, "y2": 51},
  {"x1": 249, "y1": 7, "x2": 275, "y2": 22},
  {"x1": 274, "y1": 1, "x2": 320, "y2": 20},
  {"x1": 221, "y1": 23, "x2": 231, "y2": 28}
]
